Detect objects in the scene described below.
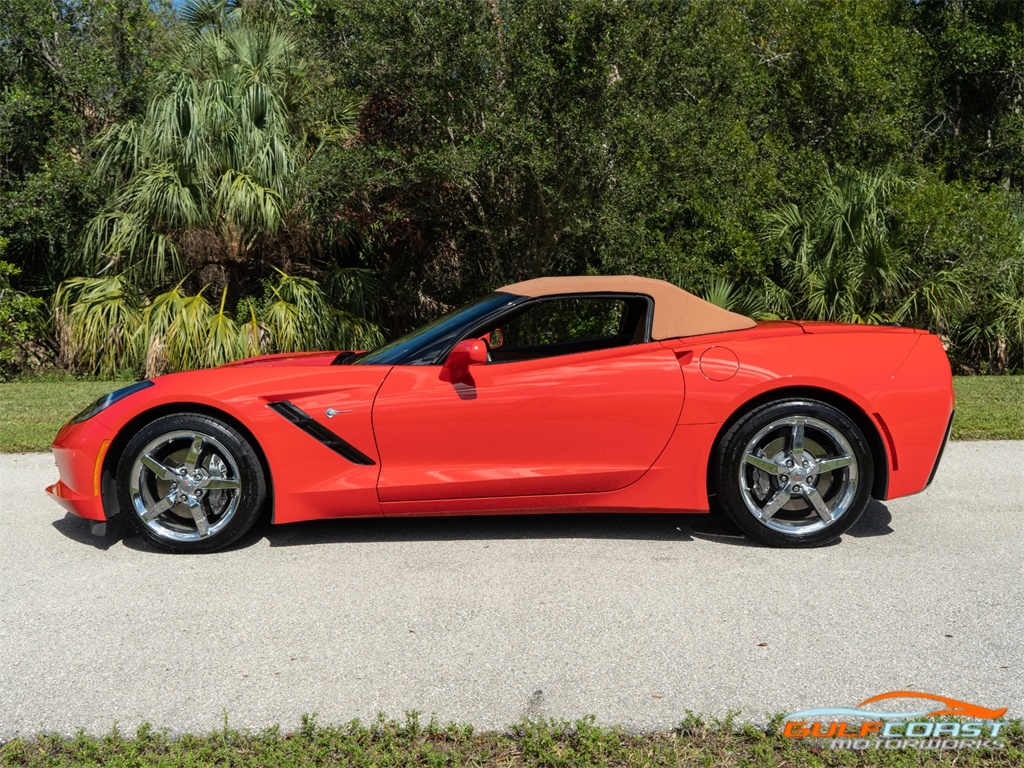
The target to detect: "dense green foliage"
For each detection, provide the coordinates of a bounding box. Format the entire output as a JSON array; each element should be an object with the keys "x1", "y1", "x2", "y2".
[
  {"x1": 52, "y1": 269, "x2": 382, "y2": 376},
  {"x1": 1, "y1": 0, "x2": 1022, "y2": 375},
  {"x1": 1, "y1": 235, "x2": 46, "y2": 379},
  {"x1": 0, "y1": 260, "x2": 45, "y2": 379},
  {"x1": 0, "y1": 0, "x2": 171, "y2": 291}
]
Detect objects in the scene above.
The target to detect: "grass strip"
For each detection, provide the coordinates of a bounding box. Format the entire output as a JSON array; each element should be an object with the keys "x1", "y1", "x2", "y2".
[
  {"x1": 0, "y1": 378, "x2": 133, "y2": 452},
  {"x1": 950, "y1": 375, "x2": 1024, "y2": 440},
  {"x1": 1, "y1": 714, "x2": 1021, "y2": 768}
]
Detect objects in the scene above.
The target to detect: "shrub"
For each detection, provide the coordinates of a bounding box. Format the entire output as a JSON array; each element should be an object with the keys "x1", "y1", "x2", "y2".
[
  {"x1": 0, "y1": 250, "x2": 48, "y2": 380},
  {"x1": 54, "y1": 269, "x2": 384, "y2": 378}
]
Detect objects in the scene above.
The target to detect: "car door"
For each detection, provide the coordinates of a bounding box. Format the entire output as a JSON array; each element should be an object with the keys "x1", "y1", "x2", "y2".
[{"x1": 372, "y1": 295, "x2": 685, "y2": 503}]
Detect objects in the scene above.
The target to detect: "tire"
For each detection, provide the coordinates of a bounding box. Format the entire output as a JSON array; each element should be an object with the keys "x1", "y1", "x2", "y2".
[
  {"x1": 117, "y1": 413, "x2": 266, "y2": 553},
  {"x1": 712, "y1": 399, "x2": 873, "y2": 547}
]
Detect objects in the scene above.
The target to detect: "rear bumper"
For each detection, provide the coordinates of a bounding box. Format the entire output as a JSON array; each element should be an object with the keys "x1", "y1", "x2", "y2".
[
  {"x1": 47, "y1": 418, "x2": 117, "y2": 522},
  {"x1": 926, "y1": 410, "x2": 955, "y2": 489},
  {"x1": 873, "y1": 334, "x2": 955, "y2": 500}
]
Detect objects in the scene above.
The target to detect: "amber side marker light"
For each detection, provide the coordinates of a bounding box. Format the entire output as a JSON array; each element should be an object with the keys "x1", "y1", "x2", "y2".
[{"x1": 93, "y1": 439, "x2": 111, "y2": 497}]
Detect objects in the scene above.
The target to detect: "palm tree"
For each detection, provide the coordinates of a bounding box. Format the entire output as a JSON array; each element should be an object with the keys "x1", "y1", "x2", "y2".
[
  {"x1": 82, "y1": 0, "x2": 348, "y2": 289},
  {"x1": 764, "y1": 167, "x2": 965, "y2": 327},
  {"x1": 56, "y1": 1, "x2": 383, "y2": 377}
]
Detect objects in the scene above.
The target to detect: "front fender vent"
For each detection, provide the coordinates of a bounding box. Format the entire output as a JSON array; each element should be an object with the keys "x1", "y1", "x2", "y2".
[{"x1": 267, "y1": 401, "x2": 376, "y2": 465}]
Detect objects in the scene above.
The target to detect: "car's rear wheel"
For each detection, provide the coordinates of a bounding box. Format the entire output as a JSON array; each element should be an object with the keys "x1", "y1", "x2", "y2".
[
  {"x1": 712, "y1": 399, "x2": 873, "y2": 547},
  {"x1": 117, "y1": 413, "x2": 266, "y2": 553}
]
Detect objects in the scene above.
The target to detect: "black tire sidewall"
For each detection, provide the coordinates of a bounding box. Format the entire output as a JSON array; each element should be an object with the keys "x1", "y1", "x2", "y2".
[
  {"x1": 714, "y1": 399, "x2": 874, "y2": 548},
  {"x1": 117, "y1": 413, "x2": 266, "y2": 553}
]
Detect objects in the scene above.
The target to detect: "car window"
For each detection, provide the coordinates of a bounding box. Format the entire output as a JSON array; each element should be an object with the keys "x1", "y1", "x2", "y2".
[
  {"x1": 503, "y1": 298, "x2": 625, "y2": 346},
  {"x1": 484, "y1": 295, "x2": 650, "y2": 362},
  {"x1": 354, "y1": 292, "x2": 519, "y2": 366}
]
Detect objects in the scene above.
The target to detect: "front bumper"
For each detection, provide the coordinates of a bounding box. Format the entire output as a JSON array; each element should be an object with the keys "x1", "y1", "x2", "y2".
[{"x1": 46, "y1": 418, "x2": 117, "y2": 522}]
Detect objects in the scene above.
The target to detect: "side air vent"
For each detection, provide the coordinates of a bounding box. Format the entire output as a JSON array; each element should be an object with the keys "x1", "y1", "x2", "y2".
[{"x1": 267, "y1": 401, "x2": 376, "y2": 465}]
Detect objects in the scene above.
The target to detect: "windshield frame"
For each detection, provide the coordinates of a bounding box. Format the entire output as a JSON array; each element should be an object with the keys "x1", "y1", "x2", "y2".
[{"x1": 354, "y1": 292, "x2": 526, "y2": 366}]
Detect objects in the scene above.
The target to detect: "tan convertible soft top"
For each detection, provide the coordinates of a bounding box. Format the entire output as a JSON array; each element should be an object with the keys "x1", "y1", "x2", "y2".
[{"x1": 498, "y1": 275, "x2": 756, "y2": 340}]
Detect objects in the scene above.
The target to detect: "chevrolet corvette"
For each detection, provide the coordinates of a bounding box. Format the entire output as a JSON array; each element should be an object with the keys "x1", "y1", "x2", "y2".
[{"x1": 48, "y1": 276, "x2": 954, "y2": 552}]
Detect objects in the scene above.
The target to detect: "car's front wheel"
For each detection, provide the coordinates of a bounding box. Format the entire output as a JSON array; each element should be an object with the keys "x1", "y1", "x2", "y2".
[
  {"x1": 117, "y1": 413, "x2": 266, "y2": 553},
  {"x1": 712, "y1": 399, "x2": 873, "y2": 547}
]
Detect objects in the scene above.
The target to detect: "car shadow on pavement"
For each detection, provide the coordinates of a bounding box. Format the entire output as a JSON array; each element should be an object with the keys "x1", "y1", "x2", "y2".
[
  {"x1": 53, "y1": 510, "x2": 709, "y2": 552},
  {"x1": 254, "y1": 497, "x2": 892, "y2": 550},
  {"x1": 52, "y1": 498, "x2": 893, "y2": 552},
  {"x1": 251, "y1": 509, "x2": 780, "y2": 550},
  {"x1": 846, "y1": 498, "x2": 894, "y2": 538},
  {"x1": 52, "y1": 512, "x2": 130, "y2": 551}
]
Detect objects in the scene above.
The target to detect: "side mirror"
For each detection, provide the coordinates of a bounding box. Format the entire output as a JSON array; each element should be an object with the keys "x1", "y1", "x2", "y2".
[
  {"x1": 488, "y1": 327, "x2": 504, "y2": 348},
  {"x1": 441, "y1": 339, "x2": 488, "y2": 383}
]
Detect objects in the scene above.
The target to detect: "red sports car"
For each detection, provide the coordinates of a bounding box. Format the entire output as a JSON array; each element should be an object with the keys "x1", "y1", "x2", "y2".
[{"x1": 48, "y1": 276, "x2": 954, "y2": 553}]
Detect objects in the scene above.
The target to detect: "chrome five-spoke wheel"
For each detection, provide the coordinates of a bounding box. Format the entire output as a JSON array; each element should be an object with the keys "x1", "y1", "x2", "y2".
[
  {"x1": 118, "y1": 413, "x2": 266, "y2": 553},
  {"x1": 714, "y1": 399, "x2": 873, "y2": 547},
  {"x1": 130, "y1": 430, "x2": 242, "y2": 542}
]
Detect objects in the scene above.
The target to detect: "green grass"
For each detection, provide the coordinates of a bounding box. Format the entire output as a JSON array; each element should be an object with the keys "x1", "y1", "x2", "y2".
[
  {"x1": 0, "y1": 714, "x2": 1020, "y2": 768},
  {"x1": 951, "y1": 375, "x2": 1024, "y2": 441},
  {"x1": 0, "y1": 375, "x2": 1020, "y2": 453},
  {"x1": 0, "y1": 378, "x2": 133, "y2": 452}
]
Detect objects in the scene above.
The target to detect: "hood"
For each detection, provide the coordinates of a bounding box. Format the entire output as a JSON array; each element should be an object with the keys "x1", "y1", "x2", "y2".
[{"x1": 219, "y1": 351, "x2": 347, "y2": 368}]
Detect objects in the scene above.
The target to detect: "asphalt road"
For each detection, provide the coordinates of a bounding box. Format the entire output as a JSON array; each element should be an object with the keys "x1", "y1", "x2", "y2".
[{"x1": 1, "y1": 442, "x2": 1022, "y2": 738}]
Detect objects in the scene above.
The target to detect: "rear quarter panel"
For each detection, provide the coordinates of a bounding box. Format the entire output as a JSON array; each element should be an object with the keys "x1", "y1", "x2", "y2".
[{"x1": 660, "y1": 322, "x2": 952, "y2": 505}]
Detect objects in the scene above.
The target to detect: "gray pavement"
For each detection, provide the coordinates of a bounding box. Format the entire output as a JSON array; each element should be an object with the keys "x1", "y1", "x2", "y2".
[{"x1": 1, "y1": 442, "x2": 1022, "y2": 738}]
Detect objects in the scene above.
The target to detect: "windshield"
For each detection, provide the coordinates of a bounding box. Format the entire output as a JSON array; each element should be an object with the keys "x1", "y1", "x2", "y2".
[{"x1": 355, "y1": 292, "x2": 521, "y2": 365}]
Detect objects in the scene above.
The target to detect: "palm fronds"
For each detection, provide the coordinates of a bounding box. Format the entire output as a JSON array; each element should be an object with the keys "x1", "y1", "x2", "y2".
[
  {"x1": 325, "y1": 267, "x2": 385, "y2": 322},
  {"x1": 53, "y1": 276, "x2": 142, "y2": 377},
  {"x1": 204, "y1": 287, "x2": 242, "y2": 367},
  {"x1": 81, "y1": 1, "x2": 312, "y2": 283},
  {"x1": 700, "y1": 278, "x2": 769, "y2": 319},
  {"x1": 165, "y1": 290, "x2": 214, "y2": 372},
  {"x1": 237, "y1": 297, "x2": 271, "y2": 359},
  {"x1": 763, "y1": 166, "x2": 912, "y2": 325},
  {"x1": 57, "y1": 269, "x2": 384, "y2": 376},
  {"x1": 953, "y1": 260, "x2": 1024, "y2": 372}
]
